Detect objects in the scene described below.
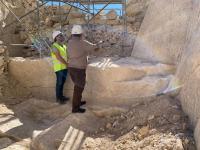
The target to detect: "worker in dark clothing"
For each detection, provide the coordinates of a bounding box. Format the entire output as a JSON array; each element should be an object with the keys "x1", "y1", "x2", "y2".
[
  {"x1": 51, "y1": 31, "x2": 69, "y2": 104},
  {"x1": 68, "y1": 25, "x2": 99, "y2": 113}
]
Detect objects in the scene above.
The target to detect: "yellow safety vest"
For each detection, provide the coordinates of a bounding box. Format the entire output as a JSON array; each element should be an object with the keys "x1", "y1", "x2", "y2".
[{"x1": 51, "y1": 42, "x2": 68, "y2": 72}]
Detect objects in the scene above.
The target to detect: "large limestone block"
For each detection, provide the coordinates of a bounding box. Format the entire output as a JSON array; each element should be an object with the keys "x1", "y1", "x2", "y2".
[
  {"x1": 131, "y1": 0, "x2": 192, "y2": 64},
  {"x1": 8, "y1": 57, "x2": 175, "y2": 105},
  {"x1": 174, "y1": 0, "x2": 200, "y2": 126},
  {"x1": 86, "y1": 57, "x2": 175, "y2": 102},
  {"x1": 8, "y1": 57, "x2": 73, "y2": 99},
  {"x1": 88, "y1": 57, "x2": 175, "y2": 82},
  {"x1": 179, "y1": 66, "x2": 200, "y2": 126},
  {"x1": 32, "y1": 110, "x2": 102, "y2": 150},
  {"x1": 9, "y1": 57, "x2": 55, "y2": 87},
  {"x1": 89, "y1": 75, "x2": 171, "y2": 100}
]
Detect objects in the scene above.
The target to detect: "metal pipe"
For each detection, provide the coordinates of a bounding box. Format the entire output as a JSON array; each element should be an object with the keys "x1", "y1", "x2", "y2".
[
  {"x1": 87, "y1": 0, "x2": 112, "y2": 24},
  {"x1": 123, "y1": 0, "x2": 127, "y2": 33},
  {"x1": 36, "y1": 0, "x2": 41, "y2": 33},
  {"x1": 62, "y1": 5, "x2": 73, "y2": 29},
  {"x1": 79, "y1": 2, "x2": 89, "y2": 11}
]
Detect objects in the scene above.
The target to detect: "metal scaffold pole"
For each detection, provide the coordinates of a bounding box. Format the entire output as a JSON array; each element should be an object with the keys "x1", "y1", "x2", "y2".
[
  {"x1": 122, "y1": 0, "x2": 127, "y2": 53},
  {"x1": 36, "y1": 0, "x2": 40, "y2": 33}
]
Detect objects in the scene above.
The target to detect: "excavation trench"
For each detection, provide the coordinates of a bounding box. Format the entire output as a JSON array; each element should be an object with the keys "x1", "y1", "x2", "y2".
[
  {"x1": 0, "y1": 93, "x2": 195, "y2": 150},
  {"x1": 0, "y1": 56, "x2": 196, "y2": 149}
]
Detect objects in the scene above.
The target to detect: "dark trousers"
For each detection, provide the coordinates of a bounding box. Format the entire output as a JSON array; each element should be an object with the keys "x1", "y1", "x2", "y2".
[
  {"x1": 55, "y1": 69, "x2": 68, "y2": 100},
  {"x1": 68, "y1": 67, "x2": 86, "y2": 110}
]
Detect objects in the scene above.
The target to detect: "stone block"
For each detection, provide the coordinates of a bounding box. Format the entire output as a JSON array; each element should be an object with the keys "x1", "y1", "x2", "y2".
[
  {"x1": 8, "y1": 57, "x2": 175, "y2": 103},
  {"x1": 131, "y1": 0, "x2": 192, "y2": 64}
]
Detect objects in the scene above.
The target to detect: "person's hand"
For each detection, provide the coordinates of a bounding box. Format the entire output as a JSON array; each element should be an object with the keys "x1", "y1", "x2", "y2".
[{"x1": 98, "y1": 40, "x2": 103, "y2": 44}]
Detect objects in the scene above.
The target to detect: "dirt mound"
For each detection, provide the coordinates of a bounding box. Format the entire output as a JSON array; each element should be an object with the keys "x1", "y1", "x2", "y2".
[
  {"x1": 29, "y1": 96, "x2": 196, "y2": 150},
  {"x1": 81, "y1": 96, "x2": 195, "y2": 150}
]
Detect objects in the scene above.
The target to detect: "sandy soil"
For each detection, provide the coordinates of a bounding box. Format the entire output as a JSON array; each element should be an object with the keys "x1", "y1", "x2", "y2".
[{"x1": 0, "y1": 95, "x2": 196, "y2": 150}]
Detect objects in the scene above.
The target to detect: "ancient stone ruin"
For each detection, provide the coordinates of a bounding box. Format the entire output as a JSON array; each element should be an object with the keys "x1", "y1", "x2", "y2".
[{"x1": 0, "y1": 0, "x2": 199, "y2": 149}]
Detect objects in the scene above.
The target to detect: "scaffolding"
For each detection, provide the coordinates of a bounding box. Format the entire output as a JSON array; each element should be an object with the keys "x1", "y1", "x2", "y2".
[
  {"x1": 3, "y1": 0, "x2": 127, "y2": 34},
  {"x1": 1, "y1": 0, "x2": 129, "y2": 56}
]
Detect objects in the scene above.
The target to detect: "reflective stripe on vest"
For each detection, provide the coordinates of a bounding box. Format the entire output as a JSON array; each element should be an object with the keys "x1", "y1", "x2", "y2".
[{"x1": 51, "y1": 42, "x2": 68, "y2": 72}]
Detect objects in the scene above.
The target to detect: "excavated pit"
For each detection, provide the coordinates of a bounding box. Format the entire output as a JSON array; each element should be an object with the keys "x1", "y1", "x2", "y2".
[
  {"x1": 0, "y1": 95, "x2": 195, "y2": 149},
  {"x1": 0, "y1": 56, "x2": 196, "y2": 149}
]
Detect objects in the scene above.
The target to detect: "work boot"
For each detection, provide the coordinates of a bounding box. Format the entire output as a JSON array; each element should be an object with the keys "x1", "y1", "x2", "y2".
[
  {"x1": 80, "y1": 101, "x2": 86, "y2": 106},
  {"x1": 61, "y1": 96, "x2": 70, "y2": 101},
  {"x1": 72, "y1": 108, "x2": 86, "y2": 113},
  {"x1": 56, "y1": 96, "x2": 69, "y2": 105},
  {"x1": 59, "y1": 100, "x2": 67, "y2": 105}
]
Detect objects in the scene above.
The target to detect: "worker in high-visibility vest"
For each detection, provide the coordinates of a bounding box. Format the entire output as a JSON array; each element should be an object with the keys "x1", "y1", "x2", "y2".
[{"x1": 51, "y1": 31, "x2": 69, "y2": 104}]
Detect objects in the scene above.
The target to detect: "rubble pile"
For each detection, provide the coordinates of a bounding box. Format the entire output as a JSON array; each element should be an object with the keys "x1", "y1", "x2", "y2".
[
  {"x1": 81, "y1": 97, "x2": 196, "y2": 150},
  {"x1": 27, "y1": 96, "x2": 196, "y2": 150}
]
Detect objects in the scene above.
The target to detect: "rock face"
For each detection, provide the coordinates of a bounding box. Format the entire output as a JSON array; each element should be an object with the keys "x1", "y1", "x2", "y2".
[
  {"x1": 176, "y1": 4, "x2": 200, "y2": 147},
  {"x1": 8, "y1": 57, "x2": 175, "y2": 106},
  {"x1": 131, "y1": 0, "x2": 192, "y2": 64},
  {"x1": 86, "y1": 57, "x2": 175, "y2": 105},
  {"x1": 8, "y1": 57, "x2": 73, "y2": 100},
  {"x1": 133, "y1": 0, "x2": 200, "y2": 149}
]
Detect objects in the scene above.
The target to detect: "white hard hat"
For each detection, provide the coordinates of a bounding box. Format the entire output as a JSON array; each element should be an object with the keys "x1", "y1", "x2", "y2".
[
  {"x1": 71, "y1": 25, "x2": 83, "y2": 35},
  {"x1": 52, "y1": 31, "x2": 62, "y2": 40}
]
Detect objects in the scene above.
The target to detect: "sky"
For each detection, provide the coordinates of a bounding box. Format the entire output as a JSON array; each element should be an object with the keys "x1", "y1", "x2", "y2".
[{"x1": 46, "y1": 2, "x2": 123, "y2": 15}]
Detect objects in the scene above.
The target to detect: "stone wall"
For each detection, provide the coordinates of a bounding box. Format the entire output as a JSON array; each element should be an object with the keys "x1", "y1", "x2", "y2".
[
  {"x1": 0, "y1": 0, "x2": 35, "y2": 57},
  {"x1": 8, "y1": 57, "x2": 175, "y2": 107},
  {"x1": 133, "y1": 0, "x2": 200, "y2": 149},
  {"x1": 175, "y1": 1, "x2": 200, "y2": 149},
  {"x1": 131, "y1": 0, "x2": 191, "y2": 64}
]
